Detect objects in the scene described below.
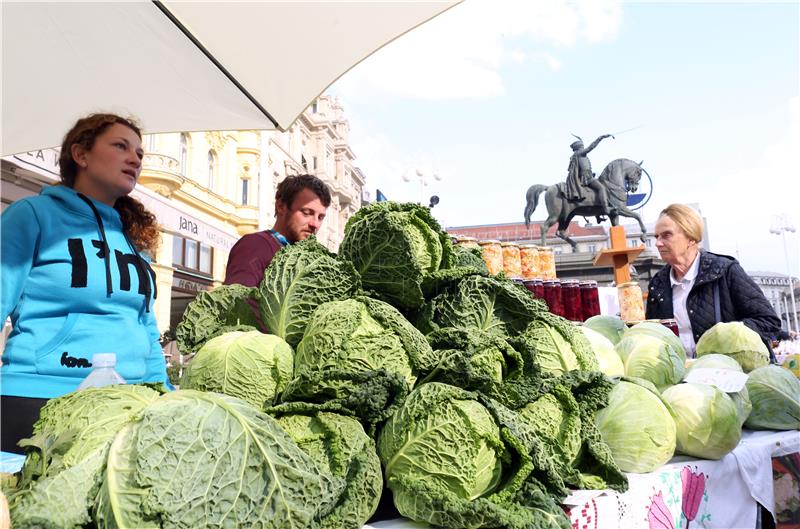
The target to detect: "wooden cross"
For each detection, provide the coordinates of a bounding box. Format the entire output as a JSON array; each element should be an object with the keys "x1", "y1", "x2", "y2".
[{"x1": 593, "y1": 225, "x2": 644, "y2": 284}]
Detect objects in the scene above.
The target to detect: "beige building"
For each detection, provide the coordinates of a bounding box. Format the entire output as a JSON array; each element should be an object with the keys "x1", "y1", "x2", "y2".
[{"x1": 1, "y1": 95, "x2": 365, "y2": 337}]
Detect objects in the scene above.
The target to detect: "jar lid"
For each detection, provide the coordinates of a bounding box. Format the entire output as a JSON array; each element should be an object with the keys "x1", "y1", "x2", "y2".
[
  {"x1": 539, "y1": 246, "x2": 554, "y2": 253},
  {"x1": 500, "y1": 241, "x2": 518, "y2": 247},
  {"x1": 561, "y1": 279, "x2": 579, "y2": 285},
  {"x1": 579, "y1": 280, "x2": 598, "y2": 286},
  {"x1": 480, "y1": 239, "x2": 501, "y2": 245},
  {"x1": 618, "y1": 281, "x2": 640, "y2": 288}
]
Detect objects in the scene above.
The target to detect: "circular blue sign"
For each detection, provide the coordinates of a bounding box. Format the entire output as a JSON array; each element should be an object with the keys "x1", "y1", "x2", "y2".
[{"x1": 625, "y1": 166, "x2": 653, "y2": 210}]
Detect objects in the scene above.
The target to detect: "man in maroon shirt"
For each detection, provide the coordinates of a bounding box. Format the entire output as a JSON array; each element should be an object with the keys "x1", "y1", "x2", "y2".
[{"x1": 224, "y1": 174, "x2": 331, "y2": 287}]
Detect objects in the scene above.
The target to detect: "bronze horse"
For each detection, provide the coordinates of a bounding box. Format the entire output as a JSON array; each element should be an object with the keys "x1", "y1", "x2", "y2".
[{"x1": 524, "y1": 158, "x2": 648, "y2": 249}]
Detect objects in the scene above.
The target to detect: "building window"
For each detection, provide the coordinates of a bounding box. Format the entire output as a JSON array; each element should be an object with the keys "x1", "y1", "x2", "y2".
[
  {"x1": 171, "y1": 235, "x2": 183, "y2": 266},
  {"x1": 199, "y1": 245, "x2": 212, "y2": 274},
  {"x1": 312, "y1": 156, "x2": 318, "y2": 171},
  {"x1": 185, "y1": 239, "x2": 198, "y2": 268},
  {"x1": 311, "y1": 102, "x2": 318, "y2": 113},
  {"x1": 172, "y1": 235, "x2": 213, "y2": 277},
  {"x1": 554, "y1": 246, "x2": 563, "y2": 254},
  {"x1": 301, "y1": 155, "x2": 308, "y2": 171},
  {"x1": 645, "y1": 238, "x2": 653, "y2": 248},
  {"x1": 207, "y1": 150, "x2": 216, "y2": 190},
  {"x1": 146, "y1": 134, "x2": 156, "y2": 152},
  {"x1": 587, "y1": 244, "x2": 597, "y2": 254},
  {"x1": 241, "y1": 178, "x2": 249, "y2": 205},
  {"x1": 179, "y1": 133, "x2": 188, "y2": 176}
]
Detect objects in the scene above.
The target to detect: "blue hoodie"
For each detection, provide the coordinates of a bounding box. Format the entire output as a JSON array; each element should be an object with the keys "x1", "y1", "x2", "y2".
[{"x1": 1, "y1": 185, "x2": 168, "y2": 398}]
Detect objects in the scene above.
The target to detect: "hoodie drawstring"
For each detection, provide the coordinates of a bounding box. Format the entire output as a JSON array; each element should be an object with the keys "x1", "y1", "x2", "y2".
[
  {"x1": 77, "y1": 193, "x2": 113, "y2": 298},
  {"x1": 76, "y1": 193, "x2": 152, "y2": 313}
]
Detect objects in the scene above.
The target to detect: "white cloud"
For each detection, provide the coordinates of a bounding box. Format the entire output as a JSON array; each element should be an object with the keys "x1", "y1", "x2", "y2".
[
  {"x1": 698, "y1": 96, "x2": 799, "y2": 273},
  {"x1": 335, "y1": 0, "x2": 623, "y2": 101}
]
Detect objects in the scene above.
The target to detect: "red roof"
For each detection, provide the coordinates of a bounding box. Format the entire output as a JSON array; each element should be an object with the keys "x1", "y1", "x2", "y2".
[{"x1": 446, "y1": 221, "x2": 605, "y2": 242}]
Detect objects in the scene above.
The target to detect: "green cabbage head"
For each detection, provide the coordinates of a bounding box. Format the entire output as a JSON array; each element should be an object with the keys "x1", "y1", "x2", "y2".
[
  {"x1": 339, "y1": 201, "x2": 453, "y2": 310},
  {"x1": 616, "y1": 334, "x2": 686, "y2": 391},
  {"x1": 594, "y1": 378, "x2": 677, "y2": 473},
  {"x1": 696, "y1": 322, "x2": 770, "y2": 373},
  {"x1": 379, "y1": 383, "x2": 505, "y2": 510},
  {"x1": 581, "y1": 326, "x2": 624, "y2": 377},
  {"x1": 685, "y1": 353, "x2": 752, "y2": 426},
  {"x1": 744, "y1": 365, "x2": 800, "y2": 430},
  {"x1": 622, "y1": 321, "x2": 686, "y2": 358},
  {"x1": 274, "y1": 411, "x2": 383, "y2": 529},
  {"x1": 377, "y1": 383, "x2": 570, "y2": 529},
  {"x1": 686, "y1": 353, "x2": 743, "y2": 373},
  {"x1": 258, "y1": 237, "x2": 361, "y2": 348},
  {"x1": 661, "y1": 383, "x2": 742, "y2": 460},
  {"x1": 584, "y1": 315, "x2": 627, "y2": 345},
  {"x1": 180, "y1": 330, "x2": 294, "y2": 408},
  {"x1": 97, "y1": 391, "x2": 339, "y2": 529},
  {"x1": 521, "y1": 312, "x2": 598, "y2": 376},
  {"x1": 282, "y1": 297, "x2": 435, "y2": 423}
]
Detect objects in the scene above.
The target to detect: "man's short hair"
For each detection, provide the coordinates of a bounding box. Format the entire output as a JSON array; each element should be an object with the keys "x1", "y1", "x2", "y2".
[{"x1": 275, "y1": 174, "x2": 332, "y2": 214}]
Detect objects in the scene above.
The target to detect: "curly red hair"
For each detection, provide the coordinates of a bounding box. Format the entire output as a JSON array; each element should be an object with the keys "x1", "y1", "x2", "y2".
[{"x1": 59, "y1": 113, "x2": 160, "y2": 255}]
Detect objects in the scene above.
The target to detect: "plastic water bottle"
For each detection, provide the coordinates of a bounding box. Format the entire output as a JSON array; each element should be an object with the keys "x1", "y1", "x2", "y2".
[{"x1": 77, "y1": 353, "x2": 126, "y2": 390}]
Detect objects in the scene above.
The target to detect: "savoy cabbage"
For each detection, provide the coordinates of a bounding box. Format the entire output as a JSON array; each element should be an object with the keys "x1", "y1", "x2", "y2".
[
  {"x1": 99, "y1": 390, "x2": 340, "y2": 528},
  {"x1": 258, "y1": 237, "x2": 361, "y2": 348},
  {"x1": 180, "y1": 330, "x2": 294, "y2": 408},
  {"x1": 377, "y1": 382, "x2": 572, "y2": 529},
  {"x1": 282, "y1": 296, "x2": 435, "y2": 424},
  {"x1": 273, "y1": 410, "x2": 383, "y2": 529},
  {"x1": 175, "y1": 283, "x2": 261, "y2": 355},
  {"x1": 339, "y1": 202, "x2": 453, "y2": 310}
]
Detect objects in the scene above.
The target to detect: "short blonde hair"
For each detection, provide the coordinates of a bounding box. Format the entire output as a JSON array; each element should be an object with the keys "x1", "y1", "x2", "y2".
[{"x1": 659, "y1": 204, "x2": 704, "y2": 243}]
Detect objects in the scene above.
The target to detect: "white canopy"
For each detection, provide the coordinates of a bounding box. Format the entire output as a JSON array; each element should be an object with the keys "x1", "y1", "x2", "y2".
[{"x1": 1, "y1": 1, "x2": 459, "y2": 155}]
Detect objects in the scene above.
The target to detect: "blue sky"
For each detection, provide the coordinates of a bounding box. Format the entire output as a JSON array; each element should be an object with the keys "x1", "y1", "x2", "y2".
[{"x1": 331, "y1": 0, "x2": 799, "y2": 275}]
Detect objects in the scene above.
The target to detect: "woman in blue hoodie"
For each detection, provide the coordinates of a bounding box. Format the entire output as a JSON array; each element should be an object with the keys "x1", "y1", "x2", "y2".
[{"x1": 1, "y1": 114, "x2": 168, "y2": 452}]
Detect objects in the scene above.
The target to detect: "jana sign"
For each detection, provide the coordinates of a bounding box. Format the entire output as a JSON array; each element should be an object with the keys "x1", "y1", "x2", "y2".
[{"x1": 626, "y1": 166, "x2": 653, "y2": 210}]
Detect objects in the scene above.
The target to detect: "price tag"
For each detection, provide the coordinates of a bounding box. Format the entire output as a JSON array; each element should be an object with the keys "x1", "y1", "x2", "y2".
[{"x1": 684, "y1": 367, "x2": 748, "y2": 393}]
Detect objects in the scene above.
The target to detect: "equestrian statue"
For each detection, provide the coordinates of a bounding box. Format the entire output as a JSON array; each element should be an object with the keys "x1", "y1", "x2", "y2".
[{"x1": 524, "y1": 133, "x2": 648, "y2": 250}]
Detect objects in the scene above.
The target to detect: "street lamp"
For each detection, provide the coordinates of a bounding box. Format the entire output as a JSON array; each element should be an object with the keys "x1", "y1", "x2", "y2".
[
  {"x1": 402, "y1": 167, "x2": 442, "y2": 206},
  {"x1": 770, "y1": 213, "x2": 798, "y2": 333}
]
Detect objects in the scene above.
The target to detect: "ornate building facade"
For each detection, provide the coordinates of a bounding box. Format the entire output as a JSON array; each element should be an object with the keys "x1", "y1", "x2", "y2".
[{"x1": 1, "y1": 95, "x2": 365, "y2": 336}]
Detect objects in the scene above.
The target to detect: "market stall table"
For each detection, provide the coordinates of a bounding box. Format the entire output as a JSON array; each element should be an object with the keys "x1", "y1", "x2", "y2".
[{"x1": 363, "y1": 430, "x2": 800, "y2": 529}]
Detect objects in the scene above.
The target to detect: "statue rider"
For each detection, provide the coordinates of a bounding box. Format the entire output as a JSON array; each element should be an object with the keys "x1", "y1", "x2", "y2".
[{"x1": 565, "y1": 134, "x2": 615, "y2": 214}]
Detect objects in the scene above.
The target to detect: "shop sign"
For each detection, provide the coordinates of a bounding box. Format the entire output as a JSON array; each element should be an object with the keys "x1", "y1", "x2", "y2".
[
  {"x1": 9, "y1": 148, "x2": 61, "y2": 178},
  {"x1": 172, "y1": 275, "x2": 212, "y2": 293}
]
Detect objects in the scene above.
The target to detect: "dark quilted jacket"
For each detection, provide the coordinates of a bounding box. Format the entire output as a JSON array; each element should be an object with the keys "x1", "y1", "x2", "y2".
[{"x1": 645, "y1": 250, "x2": 781, "y2": 344}]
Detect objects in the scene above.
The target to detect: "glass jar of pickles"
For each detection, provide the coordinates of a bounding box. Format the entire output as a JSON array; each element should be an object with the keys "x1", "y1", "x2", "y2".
[
  {"x1": 561, "y1": 279, "x2": 582, "y2": 322},
  {"x1": 618, "y1": 281, "x2": 645, "y2": 322},
  {"x1": 538, "y1": 246, "x2": 556, "y2": 279},
  {"x1": 479, "y1": 240, "x2": 503, "y2": 275},
  {"x1": 501, "y1": 242, "x2": 522, "y2": 278},
  {"x1": 455, "y1": 236, "x2": 480, "y2": 250},
  {"x1": 519, "y1": 244, "x2": 540, "y2": 280}
]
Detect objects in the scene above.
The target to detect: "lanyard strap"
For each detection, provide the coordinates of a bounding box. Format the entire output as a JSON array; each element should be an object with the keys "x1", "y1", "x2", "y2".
[{"x1": 269, "y1": 229, "x2": 290, "y2": 247}]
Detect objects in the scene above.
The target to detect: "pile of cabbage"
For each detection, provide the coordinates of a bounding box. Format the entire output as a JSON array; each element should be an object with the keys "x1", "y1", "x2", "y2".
[
  {"x1": 587, "y1": 316, "x2": 799, "y2": 471},
  {"x1": 6, "y1": 201, "x2": 798, "y2": 529},
  {"x1": 5, "y1": 202, "x2": 629, "y2": 529}
]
